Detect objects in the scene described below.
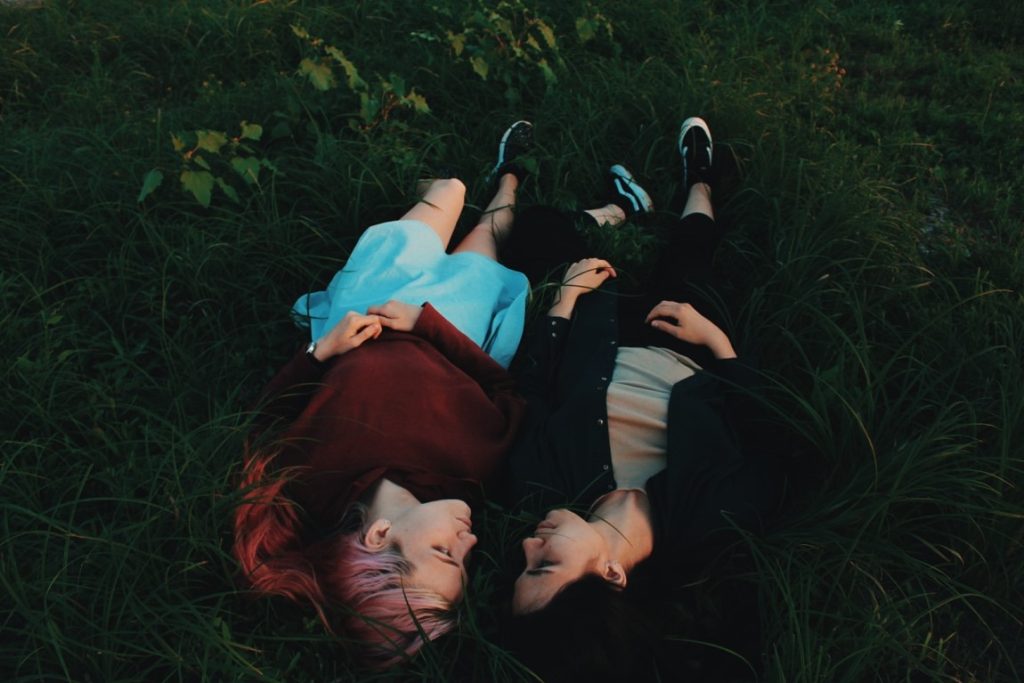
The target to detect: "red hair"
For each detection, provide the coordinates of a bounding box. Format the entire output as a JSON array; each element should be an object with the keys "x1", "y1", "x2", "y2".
[{"x1": 233, "y1": 444, "x2": 457, "y2": 665}]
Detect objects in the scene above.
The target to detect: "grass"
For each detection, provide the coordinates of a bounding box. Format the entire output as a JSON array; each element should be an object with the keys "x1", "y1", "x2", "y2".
[{"x1": 2, "y1": 0, "x2": 1022, "y2": 680}]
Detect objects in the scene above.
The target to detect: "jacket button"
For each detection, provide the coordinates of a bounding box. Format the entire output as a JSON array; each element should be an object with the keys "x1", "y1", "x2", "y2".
[
  {"x1": 600, "y1": 376, "x2": 607, "y2": 381},
  {"x1": 602, "y1": 464, "x2": 610, "y2": 471},
  {"x1": 609, "y1": 340, "x2": 617, "y2": 346},
  {"x1": 607, "y1": 484, "x2": 614, "y2": 490},
  {"x1": 596, "y1": 418, "x2": 604, "y2": 426}
]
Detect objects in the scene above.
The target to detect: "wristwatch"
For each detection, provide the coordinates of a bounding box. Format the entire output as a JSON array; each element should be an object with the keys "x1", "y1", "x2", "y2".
[{"x1": 305, "y1": 340, "x2": 321, "y2": 363}]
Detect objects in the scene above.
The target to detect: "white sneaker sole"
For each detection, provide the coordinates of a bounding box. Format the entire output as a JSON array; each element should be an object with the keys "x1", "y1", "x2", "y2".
[
  {"x1": 678, "y1": 116, "x2": 713, "y2": 167},
  {"x1": 493, "y1": 120, "x2": 533, "y2": 175}
]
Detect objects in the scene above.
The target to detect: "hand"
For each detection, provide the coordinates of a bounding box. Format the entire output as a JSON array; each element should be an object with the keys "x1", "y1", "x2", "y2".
[
  {"x1": 549, "y1": 258, "x2": 616, "y2": 318},
  {"x1": 317, "y1": 311, "x2": 383, "y2": 359},
  {"x1": 645, "y1": 301, "x2": 736, "y2": 359},
  {"x1": 367, "y1": 299, "x2": 423, "y2": 332},
  {"x1": 561, "y1": 258, "x2": 616, "y2": 295}
]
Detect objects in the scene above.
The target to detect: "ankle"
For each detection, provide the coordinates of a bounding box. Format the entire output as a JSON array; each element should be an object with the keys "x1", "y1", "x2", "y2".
[
  {"x1": 584, "y1": 203, "x2": 627, "y2": 227},
  {"x1": 498, "y1": 172, "x2": 519, "y2": 193},
  {"x1": 689, "y1": 182, "x2": 711, "y2": 199}
]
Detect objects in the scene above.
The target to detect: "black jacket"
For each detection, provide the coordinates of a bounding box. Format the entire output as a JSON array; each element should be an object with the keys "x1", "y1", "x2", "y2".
[{"x1": 505, "y1": 282, "x2": 784, "y2": 570}]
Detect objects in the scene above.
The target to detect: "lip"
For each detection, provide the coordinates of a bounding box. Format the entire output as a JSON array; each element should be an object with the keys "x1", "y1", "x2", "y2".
[
  {"x1": 535, "y1": 520, "x2": 556, "y2": 531},
  {"x1": 457, "y1": 516, "x2": 473, "y2": 530}
]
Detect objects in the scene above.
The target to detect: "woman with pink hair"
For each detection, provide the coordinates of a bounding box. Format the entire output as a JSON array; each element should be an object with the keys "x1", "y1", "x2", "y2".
[{"x1": 233, "y1": 123, "x2": 534, "y2": 665}]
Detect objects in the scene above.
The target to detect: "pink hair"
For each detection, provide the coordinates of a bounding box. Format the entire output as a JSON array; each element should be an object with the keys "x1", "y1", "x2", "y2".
[{"x1": 233, "y1": 444, "x2": 457, "y2": 666}]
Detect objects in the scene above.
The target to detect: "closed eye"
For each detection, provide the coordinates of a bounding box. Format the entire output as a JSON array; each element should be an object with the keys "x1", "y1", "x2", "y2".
[
  {"x1": 433, "y1": 547, "x2": 463, "y2": 572},
  {"x1": 525, "y1": 560, "x2": 553, "y2": 576}
]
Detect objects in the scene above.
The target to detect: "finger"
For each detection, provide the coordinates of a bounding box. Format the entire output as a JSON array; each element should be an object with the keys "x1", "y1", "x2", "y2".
[
  {"x1": 645, "y1": 301, "x2": 675, "y2": 323},
  {"x1": 352, "y1": 321, "x2": 382, "y2": 345},
  {"x1": 348, "y1": 313, "x2": 382, "y2": 330},
  {"x1": 366, "y1": 303, "x2": 393, "y2": 318},
  {"x1": 649, "y1": 319, "x2": 679, "y2": 336},
  {"x1": 591, "y1": 259, "x2": 616, "y2": 278}
]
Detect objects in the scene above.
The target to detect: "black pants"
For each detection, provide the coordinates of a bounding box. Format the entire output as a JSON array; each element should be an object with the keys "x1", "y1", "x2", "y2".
[{"x1": 502, "y1": 206, "x2": 728, "y2": 368}]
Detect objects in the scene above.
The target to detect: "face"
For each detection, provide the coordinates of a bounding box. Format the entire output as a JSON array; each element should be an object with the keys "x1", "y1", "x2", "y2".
[
  {"x1": 512, "y1": 508, "x2": 606, "y2": 615},
  {"x1": 383, "y1": 498, "x2": 477, "y2": 604}
]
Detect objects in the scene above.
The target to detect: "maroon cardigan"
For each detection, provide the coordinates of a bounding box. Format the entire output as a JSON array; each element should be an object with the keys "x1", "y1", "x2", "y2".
[{"x1": 254, "y1": 304, "x2": 526, "y2": 530}]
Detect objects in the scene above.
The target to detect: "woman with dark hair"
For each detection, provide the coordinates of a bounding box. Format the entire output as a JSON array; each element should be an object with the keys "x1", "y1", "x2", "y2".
[
  {"x1": 232, "y1": 123, "x2": 537, "y2": 665},
  {"x1": 501, "y1": 118, "x2": 787, "y2": 681}
]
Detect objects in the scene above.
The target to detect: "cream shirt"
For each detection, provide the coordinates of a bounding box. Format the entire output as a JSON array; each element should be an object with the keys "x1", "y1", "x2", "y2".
[{"x1": 605, "y1": 346, "x2": 701, "y2": 489}]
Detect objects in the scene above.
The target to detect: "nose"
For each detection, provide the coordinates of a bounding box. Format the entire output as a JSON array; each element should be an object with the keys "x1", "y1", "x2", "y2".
[
  {"x1": 457, "y1": 529, "x2": 478, "y2": 550},
  {"x1": 521, "y1": 536, "x2": 542, "y2": 554}
]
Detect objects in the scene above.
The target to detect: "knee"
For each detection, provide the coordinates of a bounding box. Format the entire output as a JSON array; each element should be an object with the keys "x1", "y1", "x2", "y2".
[{"x1": 430, "y1": 177, "x2": 466, "y2": 198}]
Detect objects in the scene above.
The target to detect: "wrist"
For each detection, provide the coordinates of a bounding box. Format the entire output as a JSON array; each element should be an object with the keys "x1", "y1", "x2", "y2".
[
  {"x1": 309, "y1": 338, "x2": 335, "y2": 362},
  {"x1": 706, "y1": 331, "x2": 736, "y2": 359},
  {"x1": 548, "y1": 288, "x2": 578, "y2": 319},
  {"x1": 557, "y1": 286, "x2": 580, "y2": 306}
]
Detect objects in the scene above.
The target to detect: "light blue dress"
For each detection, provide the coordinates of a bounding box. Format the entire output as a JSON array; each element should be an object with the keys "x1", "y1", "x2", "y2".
[{"x1": 292, "y1": 219, "x2": 529, "y2": 368}]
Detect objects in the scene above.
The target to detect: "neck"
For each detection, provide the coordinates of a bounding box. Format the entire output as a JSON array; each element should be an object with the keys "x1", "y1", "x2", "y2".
[
  {"x1": 588, "y1": 489, "x2": 654, "y2": 571},
  {"x1": 364, "y1": 478, "x2": 419, "y2": 523}
]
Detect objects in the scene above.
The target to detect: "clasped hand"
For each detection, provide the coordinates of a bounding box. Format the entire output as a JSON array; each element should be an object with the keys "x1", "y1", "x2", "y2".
[{"x1": 315, "y1": 300, "x2": 422, "y2": 360}]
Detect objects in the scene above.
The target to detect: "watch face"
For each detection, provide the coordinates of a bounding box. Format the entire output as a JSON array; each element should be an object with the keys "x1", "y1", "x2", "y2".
[{"x1": 306, "y1": 341, "x2": 317, "y2": 355}]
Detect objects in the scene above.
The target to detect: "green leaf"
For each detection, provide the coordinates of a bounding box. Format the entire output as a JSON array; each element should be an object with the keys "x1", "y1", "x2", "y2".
[
  {"x1": 290, "y1": 24, "x2": 310, "y2": 41},
  {"x1": 230, "y1": 156, "x2": 261, "y2": 184},
  {"x1": 180, "y1": 170, "x2": 214, "y2": 207},
  {"x1": 325, "y1": 46, "x2": 366, "y2": 91},
  {"x1": 537, "y1": 58, "x2": 558, "y2": 85},
  {"x1": 270, "y1": 121, "x2": 292, "y2": 140},
  {"x1": 447, "y1": 31, "x2": 466, "y2": 57},
  {"x1": 240, "y1": 121, "x2": 263, "y2": 141},
  {"x1": 360, "y1": 91, "x2": 379, "y2": 123},
  {"x1": 137, "y1": 168, "x2": 164, "y2": 203},
  {"x1": 492, "y1": 16, "x2": 513, "y2": 37},
  {"x1": 299, "y1": 58, "x2": 336, "y2": 91},
  {"x1": 390, "y1": 75, "x2": 406, "y2": 97},
  {"x1": 470, "y1": 56, "x2": 489, "y2": 80},
  {"x1": 576, "y1": 17, "x2": 595, "y2": 42},
  {"x1": 216, "y1": 178, "x2": 240, "y2": 204},
  {"x1": 192, "y1": 154, "x2": 211, "y2": 170},
  {"x1": 170, "y1": 134, "x2": 186, "y2": 152},
  {"x1": 404, "y1": 91, "x2": 430, "y2": 114},
  {"x1": 195, "y1": 130, "x2": 228, "y2": 154},
  {"x1": 536, "y1": 21, "x2": 557, "y2": 48}
]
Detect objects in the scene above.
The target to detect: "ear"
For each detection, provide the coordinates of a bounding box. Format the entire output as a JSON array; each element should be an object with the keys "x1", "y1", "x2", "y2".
[
  {"x1": 363, "y1": 518, "x2": 392, "y2": 551},
  {"x1": 601, "y1": 560, "x2": 628, "y2": 590}
]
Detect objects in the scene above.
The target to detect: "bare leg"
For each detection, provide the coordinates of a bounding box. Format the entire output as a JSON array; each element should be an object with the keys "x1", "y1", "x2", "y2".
[
  {"x1": 452, "y1": 174, "x2": 519, "y2": 260},
  {"x1": 583, "y1": 203, "x2": 627, "y2": 228},
  {"x1": 401, "y1": 178, "x2": 467, "y2": 249},
  {"x1": 681, "y1": 182, "x2": 713, "y2": 220}
]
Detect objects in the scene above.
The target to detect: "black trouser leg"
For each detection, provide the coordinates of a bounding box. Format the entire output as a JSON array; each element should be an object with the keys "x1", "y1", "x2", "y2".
[
  {"x1": 617, "y1": 212, "x2": 727, "y2": 367},
  {"x1": 500, "y1": 206, "x2": 588, "y2": 286},
  {"x1": 503, "y1": 207, "x2": 727, "y2": 367}
]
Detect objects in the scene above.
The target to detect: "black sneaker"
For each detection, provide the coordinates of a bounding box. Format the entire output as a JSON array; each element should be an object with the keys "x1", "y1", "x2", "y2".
[
  {"x1": 608, "y1": 164, "x2": 654, "y2": 217},
  {"x1": 678, "y1": 116, "x2": 713, "y2": 190},
  {"x1": 491, "y1": 120, "x2": 534, "y2": 183}
]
